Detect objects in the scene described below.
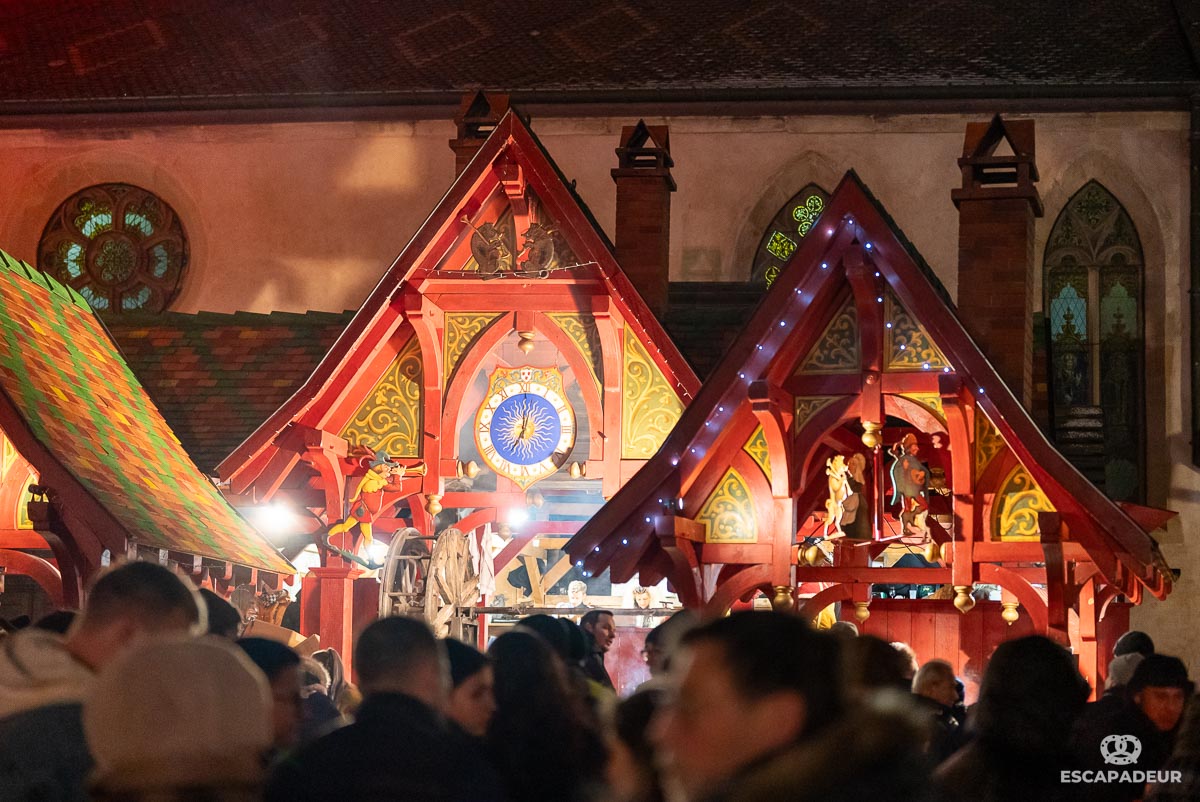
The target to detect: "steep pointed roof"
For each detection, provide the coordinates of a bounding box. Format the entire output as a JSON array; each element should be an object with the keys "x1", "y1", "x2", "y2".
[
  {"x1": 567, "y1": 171, "x2": 1171, "y2": 602},
  {"x1": 219, "y1": 110, "x2": 698, "y2": 485},
  {"x1": 0, "y1": 249, "x2": 291, "y2": 574}
]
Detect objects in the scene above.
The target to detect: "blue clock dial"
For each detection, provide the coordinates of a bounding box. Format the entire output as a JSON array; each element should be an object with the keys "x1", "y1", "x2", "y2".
[{"x1": 490, "y1": 393, "x2": 563, "y2": 465}]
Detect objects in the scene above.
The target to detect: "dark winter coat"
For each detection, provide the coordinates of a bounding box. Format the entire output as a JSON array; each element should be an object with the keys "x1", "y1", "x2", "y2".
[{"x1": 265, "y1": 692, "x2": 505, "y2": 802}]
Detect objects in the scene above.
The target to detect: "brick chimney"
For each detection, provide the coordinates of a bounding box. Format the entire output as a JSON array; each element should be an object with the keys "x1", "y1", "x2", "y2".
[
  {"x1": 449, "y1": 92, "x2": 510, "y2": 176},
  {"x1": 951, "y1": 115, "x2": 1044, "y2": 408},
  {"x1": 611, "y1": 121, "x2": 675, "y2": 319}
]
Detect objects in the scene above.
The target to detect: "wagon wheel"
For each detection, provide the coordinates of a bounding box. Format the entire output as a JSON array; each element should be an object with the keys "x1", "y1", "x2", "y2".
[
  {"x1": 423, "y1": 528, "x2": 480, "y2": 638},
  {"x1": 379, "y1": 527, "x2": 431, "y2": 617}
]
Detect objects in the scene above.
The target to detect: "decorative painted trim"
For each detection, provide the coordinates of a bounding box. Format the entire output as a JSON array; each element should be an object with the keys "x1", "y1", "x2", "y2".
[
  {"x1": 885, "y1": 290, "x2": 948, "y2": 371},
  {"x1": 743, "y1": 425, "x2": 771, "y2": 482},
  {"x1": 622, "y1": 327, "x2": 683, "y2": 459},
  {"x1": 975, "y1": 408, "x2": 1005, "y2": 479},
  {"x1": 898, "y1": 392, "x2": 946, "y2": 424},
  {"x1": 341, "y1": 337, "x2": 423, "y2": 458},
  {"x1": 444, "y1": 313, "x2": 502, "y2": 386},
  {"x1": 794, "y1": 396, "x2": 840, "y2": 435},
  {"x1": 548, "y1": 312, "x2": 603, "y2": 389},
  {"x1": 993, "y1": 464, "x2": 1056, "y2": 541},
  {"x1": 697, "y1": 468, "x2": 758, "y2": 543},
  {"x1": 797, "y1": 296, "x2": 859, "y2": 374}
]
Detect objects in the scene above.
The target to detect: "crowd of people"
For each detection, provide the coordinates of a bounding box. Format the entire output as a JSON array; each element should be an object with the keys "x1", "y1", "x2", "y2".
[{"x1": 0, "y1": 560, "x2": 1198, "y2": 801}]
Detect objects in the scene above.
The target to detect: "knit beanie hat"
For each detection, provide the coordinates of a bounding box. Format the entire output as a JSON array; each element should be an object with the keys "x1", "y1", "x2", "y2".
[
  {"x1": 1105, "y1": 652, "x2": 1145, "y2": 691},
  {"x1": 1114, "y1": 630, "x2": 1155, "y2": 658},
  {"x1": 84, "y1": 636, "x2": 272, "y2": 792},
  {"x1": 1128, "y1": 653, "x2": 1193, "y2": 695},
  {"x1": 444, "y1": 637, "x2": 489, "y2": 688}
]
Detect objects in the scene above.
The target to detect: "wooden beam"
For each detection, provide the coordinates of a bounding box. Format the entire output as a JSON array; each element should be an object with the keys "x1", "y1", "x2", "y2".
[
  {"x1": 793, "y1": 567, "x2": 952, "y2": 583},
  {"x1": 973, "y1": 541, "x2": 1089, "y2": 562},
  {"x1": 699, "y1": 543, "x2": 773, "y2": 564},
  {"x1": 0, "y1": 529, "x2": 50, "y2": 549}
]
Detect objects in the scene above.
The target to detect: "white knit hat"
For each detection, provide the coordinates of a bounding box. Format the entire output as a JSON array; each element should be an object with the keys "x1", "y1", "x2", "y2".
[{"x1": 84, "y1": 636, "x2": 272, "y2": 792}]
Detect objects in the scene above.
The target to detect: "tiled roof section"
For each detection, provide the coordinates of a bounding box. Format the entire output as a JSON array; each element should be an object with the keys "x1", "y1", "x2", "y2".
[
  {"x1": 665, "y1": 282, "x2": 761, "y2": 380},
  {"x1": 106, "y1": 310, "x2": 353, "y2": 474},
  {"x1": 0, "y1": 250, "x2": 291, "y2": 573},
  {"x1": 0, "y1": 0, "x2": 1196, "y2": 113}
]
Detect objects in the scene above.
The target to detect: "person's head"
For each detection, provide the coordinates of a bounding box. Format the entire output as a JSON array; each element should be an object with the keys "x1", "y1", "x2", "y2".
[
  {"x1": 200, "y1": 588, "x2": 243, "y2": 639},
  {"x1": 633, "y1": 587, "x2": 653, "y2": 610},
  {"x1": 516, "y1": 614, "x2": 571, "y2": 659},
  {"x1": 642, "y1": 611, "x2": 698, "y2": 678},
  {"x1": 973, "y1": 636, "x2": 1090, "y2": 751},
  {"x1": 562, "y1": 618, "x2": 588, "y2": 662},
  {"x1": 1128, "y1": 654, "x2": 1193, "y2": 733},
  {"x1": 311, "y1": 648, "x2": 346, "y2": 698},
  {"x1": 828, "y1": 621, "x2": 858, "y2": 641},
  {"x1": 842, "y1": 636, "x2": 912, "y2": 698},
  {"x1": 607, "y1": 688, "x2": 666, "y2": 802},
  {"x1": 84, "y1": 637, "x2": 271, "y2": 796},
  {"x1": 229, "y1": 584, "x2": 258, "y2": 623},
  {"x1": 890, "y1": 642, "x2": 919, "y2": 681},
  {"x1": 654, "y1": 611, "x2": 843, "y2": 796},
  {"x1": 354, "y1": 616, "x2": 448, "y2": 709},
  {"x1": 69, "y1": 560, "x2": 204, "y2": 671},
  {"x1": 237, "y1": 638, "x2": 302, "y2": 749},
  {"x1": 581, "y1": 609, "x2": 616, "y2": 654},
  {"x1": 913, "y1": 659, "x2": 958, "y2": 708},
  {"x1": 444, "y1": 638, "x2": 496, "y2": 737},
  {"x1": 568, "y1": 580, "x2": 588, "y2": 606},
  {"x1": 1114, "y1": 630, "x2": 1155, "y2": 658},
  {"x1": 299, "y1": 657, "x2": 330, "y2": 697}
]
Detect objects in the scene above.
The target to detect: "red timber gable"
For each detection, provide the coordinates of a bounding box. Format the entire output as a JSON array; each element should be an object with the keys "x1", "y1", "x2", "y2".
[
  {"x1": 566, "y1": 172, "x2": 1172, "y2": 653},
  {"x1": 216, "y1": 110, "x2": 698, "y2": 658}
]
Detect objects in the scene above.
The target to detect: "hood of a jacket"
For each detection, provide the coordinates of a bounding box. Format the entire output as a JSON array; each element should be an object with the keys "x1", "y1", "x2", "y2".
[{"x1": 0, "y1": 629, "x2": 93, "y2": 719}]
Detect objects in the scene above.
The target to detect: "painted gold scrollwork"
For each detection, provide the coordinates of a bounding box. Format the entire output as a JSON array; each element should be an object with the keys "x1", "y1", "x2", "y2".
[
  {"x1": 444, "y1": 313, "x2": 502, "y2": 386},
  {"x1": 743, "y1": 426, "x2": 771, "y2": 482},
  {"x1": 975, "y1": 409, "x2": 1005, "y2": 478},
  {"x1": 797, "y1": 297, "x2": 859, "y2": 374},
  {"x1": 993, "y1": 465, "x2": 1056, "y2": 541},
  {"x1": 341, "y1": 337, "x2": 423, "y2": 458},
  {"x1": 621, "y1": 327, "x2": 683, "y2": 459},
  {"x1": 885, "y1": 291, "x2": 948, "y2": 371},
  {"x1": 794, "y1": 396, "x2": 840, "y2": 435},
  {"x1": 698, "y1": 468, "x2": 758, "y2": 543},
  {"x1": 548, "y1": 312, "x2": 603, "y2": 388}
]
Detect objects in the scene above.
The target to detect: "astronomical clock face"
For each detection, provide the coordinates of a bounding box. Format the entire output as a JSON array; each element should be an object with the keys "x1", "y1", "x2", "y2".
[{"x1": 475, "y1": 366, "x2": 576, "y2": 488}]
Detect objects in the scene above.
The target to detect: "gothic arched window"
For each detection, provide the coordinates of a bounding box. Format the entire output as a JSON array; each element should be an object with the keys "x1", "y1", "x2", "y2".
[
  {"x1": 752, "y1": 183, "x2": 829, "y2": 288},
  {"x1": 1044, "y1": 181, "x2": 1143, "y2": 501},
  {"x1": 39, "y1": 184, "x2": 188, "y2": 314}
]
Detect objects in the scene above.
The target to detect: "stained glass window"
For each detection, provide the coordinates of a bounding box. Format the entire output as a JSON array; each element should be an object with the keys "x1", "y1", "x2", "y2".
[
  {"x1": 1043, "y1": 181, "x2": 1143, "y2": 501},
  {"x1": 39, "y1": 184, "x2": 188, "y2": 314},
  {"x1": 752, "y1": 184, "x2": 829, "y2": 288}
]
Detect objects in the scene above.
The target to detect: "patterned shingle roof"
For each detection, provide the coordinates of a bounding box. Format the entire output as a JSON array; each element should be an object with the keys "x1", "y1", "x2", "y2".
[
  {"x1": 106, "y1": 310, "x2": 353, "y2": 474},
  {"x1": 0, "y1": 0, "x2": 1196, "y2": 114},
  {"x1": 0, "y1": 249, "x2": 291, "y2": 573}
]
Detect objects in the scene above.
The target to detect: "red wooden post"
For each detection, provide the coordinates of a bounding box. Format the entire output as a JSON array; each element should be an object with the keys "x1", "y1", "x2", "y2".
[{"x1": 302, "y1": 565, "x2": 362, "y2": 675}]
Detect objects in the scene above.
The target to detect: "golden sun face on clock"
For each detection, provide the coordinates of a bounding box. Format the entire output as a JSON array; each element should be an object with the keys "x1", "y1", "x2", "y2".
[{"x1": 475, "y1": 367, "x2": 576, "y2": 489}]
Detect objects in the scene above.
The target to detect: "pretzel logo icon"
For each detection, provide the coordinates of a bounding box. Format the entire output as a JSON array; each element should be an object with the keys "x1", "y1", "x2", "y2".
[{"x1": 1100, "y1": 734, "x2": 1142, "y2": 766}]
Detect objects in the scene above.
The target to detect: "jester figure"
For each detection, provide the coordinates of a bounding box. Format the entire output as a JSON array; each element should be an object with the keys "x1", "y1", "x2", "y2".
[
  {"x1": 326, "y1": 450, "x2": 409, "y2": 547},
  {"x1": 888, "y1": 433, "x2": 930, "y2": 537}
]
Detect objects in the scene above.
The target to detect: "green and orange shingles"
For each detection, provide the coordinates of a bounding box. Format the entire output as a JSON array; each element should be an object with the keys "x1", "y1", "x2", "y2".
[{"x1": 0, "y1": 250, "x2": 290, "y2": 573}]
